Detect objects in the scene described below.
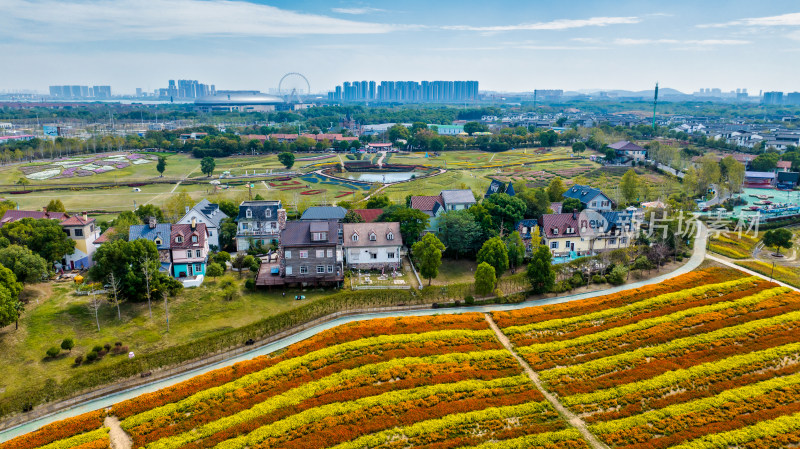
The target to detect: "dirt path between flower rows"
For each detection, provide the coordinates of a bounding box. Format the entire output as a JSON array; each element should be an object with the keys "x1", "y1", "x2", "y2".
[
  {"x1": 484, "y1": 313, "x2": 609, "y2": 449},
  {"x1": 104, "y1": 416, "x2": 132, "y2": 449}
]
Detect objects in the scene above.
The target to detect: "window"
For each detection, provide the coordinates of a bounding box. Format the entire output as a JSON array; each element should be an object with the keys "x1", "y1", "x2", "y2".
[
  {"x1": 565, "y1": 241, "x2": 571, "y2": 248},
  {"x1": 194, "y1": 263, "x2": 202, "y2": 272},
  {"x1": 351, "y1": 233, "x2": 359, "y2": 241},
  {"x1": 186, "y1": 250, "x2": 192, "y2": 258},
  {"x1": 196, "y1": 250, "x2": 201, "y2": 258},
  {"x1": 286, "y1": 266, "x2": 293, "y2": 275},
  {"x1": 74, "y1": 228, "x2": 83, "y2": 237},
  {"x1": 192, "y1": 235, "x2": 198, "y2": 243},
  {"x1": 621, "y1": 237, "x2": 628, "y2": 244},
  {"x1": 387, "y1": 252, "x2": 395, "y2": 259},
  {"x1": 154, "y1": 237, "x2": 162, "y2": 245},
  {"x1": 370, "y1": 253, "x2": 377, "y2": 259},
  {"x1": 300, "y1": 266, "x2": 308, "y2": 274},
  {"x1": 90, "y1": 225, "x2": 94, "y2": 232},
  {"x1": 246, "y1": 209, "x2": 252, "y2": 218},
  {"x1": 369, "y1": 232, "x2": 376, "y2": 241},
  {"x1": 327, "y1": 265, "x2": 333, "y2": 273},
  {"x1": 64, "y1": 229, "x2": 71, "y2": 236},
  {"x1": 313, "y1": 232, "x2": 326, "y2": 241},
  {"x1": 265, "y1": 209, "x2": 272, "y2": 218},
  {"x1": 208, "y1": 230, "x2": 213, "y2": 236},
  {"x1": 350, "y1": 250, "x2": 360, "y2": 261},
  {"x1": 610, "y1": 239, "x2": 617, "y2": 245},
  {"x1": 176, "y1": 236, "x2": 183, "y2": 243},
  {"x1": 387, "y1": 232, "x2": 394, "y2": 240},
  {"x1": 552, "y1": 228, "x2": 559, "y2": 235},
  {"x1": 326, "y1": 249, "x2": 333, "y2": 258},
  {"x1": 551, "y1": 242, "x2": 559, "y2": 249},
  {"x1": 317, "y1": 265, "x2": 325, "y2": 274},
  {"x1": 299, "y1": 250, "x2": 308, "y2": 259},
  {"x1": 316, "y1": 250, "x2": 325, "y2": 258},
  {"x1": 285, "y1": 250, "x2": 292, "y2": 259}
]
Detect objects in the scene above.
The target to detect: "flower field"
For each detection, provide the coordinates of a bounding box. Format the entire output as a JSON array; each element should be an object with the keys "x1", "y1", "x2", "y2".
[
  {"x1": 494, "y1": 266, "x2": 800, "y2": 448},
  {"x1": 707, "y1": 232, "x2": 760, "y2": 259},
  {"x1": 21, "y1": 153, "x2": 155, "y2": 180},
  {"x1": 7, "y1": 267, "x2": 800, "y2": 449}
]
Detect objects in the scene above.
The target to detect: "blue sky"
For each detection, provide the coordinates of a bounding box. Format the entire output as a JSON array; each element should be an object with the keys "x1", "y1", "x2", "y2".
[{"x1": 1, "y1": 0, "x2": 799, "y2": 95}]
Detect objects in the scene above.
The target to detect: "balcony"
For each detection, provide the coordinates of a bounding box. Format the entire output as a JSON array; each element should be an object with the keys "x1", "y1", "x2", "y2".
[{"x1": 237, "y1": 228, "x2": 280, "y2": 237}]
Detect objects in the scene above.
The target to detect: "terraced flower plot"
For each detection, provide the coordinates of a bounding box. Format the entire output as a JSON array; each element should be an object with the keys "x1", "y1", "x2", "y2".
[{"x1": 5, "y1": 267, "x2": 800, "y2": 449}]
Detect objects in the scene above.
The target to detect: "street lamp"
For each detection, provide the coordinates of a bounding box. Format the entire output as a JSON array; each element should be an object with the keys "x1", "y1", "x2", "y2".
[{"x1": 770, "y1": 260, "x2": 775, "y2": 283}]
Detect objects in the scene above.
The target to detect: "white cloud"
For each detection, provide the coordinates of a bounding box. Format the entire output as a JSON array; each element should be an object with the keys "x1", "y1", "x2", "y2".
[
  {"x1": 0, "y1": 0, "x2": 405, "y2": 41},
  {"x1": 699, "y1": 12, "x2": 800, "y2": 28},
  {"x1": 442, "y1": 16, "x2": 640, "y2": 32},
  {"x1": 331, "y1": 7, "x2": 386, "y2": 15},
  {"x1": 613, "y1": 38, "x2": 749, "y2": 46}
]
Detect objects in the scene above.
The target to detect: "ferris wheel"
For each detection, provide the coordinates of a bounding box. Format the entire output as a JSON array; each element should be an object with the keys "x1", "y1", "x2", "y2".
[{"x1": 278, "y1": 72, "x2": 311, "y2": 103}]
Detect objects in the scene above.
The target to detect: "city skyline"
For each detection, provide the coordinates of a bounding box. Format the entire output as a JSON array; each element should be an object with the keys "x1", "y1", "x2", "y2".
[{"x1": 1, "y1": 0, "x2": 799, "y2": 94}]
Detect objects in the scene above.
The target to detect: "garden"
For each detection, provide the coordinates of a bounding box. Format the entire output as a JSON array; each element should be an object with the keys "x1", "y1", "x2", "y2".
[{"x1": 18, "y1": 153, "x2": 155, "y2": 181}]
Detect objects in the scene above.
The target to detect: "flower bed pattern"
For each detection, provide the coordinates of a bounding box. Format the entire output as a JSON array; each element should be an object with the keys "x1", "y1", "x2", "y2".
[{"x1": 22, "y1": 153, "x2": 155, "y2": 180}]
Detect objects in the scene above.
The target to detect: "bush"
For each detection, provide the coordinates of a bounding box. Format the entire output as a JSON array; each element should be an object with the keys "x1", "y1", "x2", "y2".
[
  {"x1": 592, "y1": 274, "x2": 606, "y2": 284},
  {"x1": 60, "y1": 338, "x2": 74, "y2": 352},
  {"x1": 103, "y1": 343, "x2": 111, "y2": 352},
  {"x1": 73, "y1": 355, "x2": 83, "y2": 365},
  {"x1": 244, "y1": 278, "x2": 256, "y2": 291},
  {"x1": 206, "y1": 262, "x2": 224, "y2": 278},
  {"x1": 569, "y1": 272, "x2": 586, "y2": 288},
  {"x1": 464, "y1": 295, "x2": 475, "y2": 305},
  {"x1": 85, "y1": 351, "x2": 98, "y2": 362},
  {"x1": 97, "y1": 350, "x2": 108, "y2": 358},
  {"x1": 92, "y1": 345, "x2": 103, "y2": 353},
  {"x1": 213, "y1": 251, "x2": 231, "y2": 265},
  {"x1": 550, "y1": 281, "x2": 571, "y2": 294},
  {"x1": 46, "y1": 347, "x2": 60, "y2": 358},
  {"x1": 607, "y1": 265, "x2": 628, "y2": 285}
]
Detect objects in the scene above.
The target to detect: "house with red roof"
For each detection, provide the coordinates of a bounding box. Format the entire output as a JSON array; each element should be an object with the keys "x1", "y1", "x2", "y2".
[
  {"x1": 354, "y1": 209, "x2": 383, "y2": 223},
  {"x1": 170, "y1": 219, "x2": 209, "y2": 281}
]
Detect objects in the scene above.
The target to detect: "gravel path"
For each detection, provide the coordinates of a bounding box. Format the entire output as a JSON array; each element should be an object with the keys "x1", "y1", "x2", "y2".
[{"x1": 104, "y1": 416, "x2": 132, "y2": 449}]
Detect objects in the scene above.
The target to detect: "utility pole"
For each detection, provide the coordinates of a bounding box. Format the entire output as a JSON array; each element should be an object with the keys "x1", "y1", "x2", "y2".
[{"x1": 652, "y1": 82, "x2": 659, "y2": 131}]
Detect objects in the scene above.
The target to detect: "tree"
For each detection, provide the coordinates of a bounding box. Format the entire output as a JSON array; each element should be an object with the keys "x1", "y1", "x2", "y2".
[
  {"x1": 546, "y1": 178, "x2": 565, "y2": 202},
  {"x1": 620, "y1": 169, "x2": 639, "y2": 204},
  {"x1": 572, "y1": 142, "x2": 586, "y2": 153},
  {"x1": 278, "y1": 152, "x2": 295, "y2": 169},
  {"x1": 387, "y1": 124, "x2": 411, "y2": 142},
  {"x1": 206, "y1": 262, "x2": 224, "y2": 278},
  {"x1": 477, "y1": 237, "x2": 509, "y2": 275},
  {"x1": 61, "y1": 338, "x2": 74, "y2": 352},
  {"x1": 0, "y1": 245, "x2": 48, "y2": 283},
  {"x1": 720, "y1": 156, "x2": 745, "y2": 194},
  {"x1": 219, "y1": 218, "x2": 237, "y2": 251},
  {"x1": 474, "y1": 262, "x2": 496, "y2": 296},
  {"x1": 539, "y1": 130, "x2": 558, "y2": 147},
  {"x1": 377, "y1": 206, "x2": 430, "y2": 247},
  {"x1": 218, "y1": 200, "x2": 239, "y2": 218},
  {"x1": 527, "y1": 245, "x2": 554, "y2": 294},
  {"x1": 763, "y1": 229, "x2": 793, "y2": 256},
  {"x1": 0, "y1": 218, "x2": 75, "y2": 264},
  {"x1": 505, "y1": 231, "x2": 525, "y2": 273},
  {"x1": 0, "y1": 265, "x2": 23, "y2": 329},
  {"x1": 107, "y1": 271, "x2": 124, "y2": 321},
  {"x1": 134, "y1": 204, "x2": 165, "y2": 224},
  {"x1": 200, "y1": 157, "x2": 216, "y2": 177},
  {"x1": 436, "y1": 210, "x2": 483, "y2": 258},
  {"x1": 412, "y1": 233, "x2": 445, "y2": 286},
  {"x1": 697, "y1": 154, "x2": 721, "y2": 195},
  {"x1": 561, "y1": 198, "x2": 582, "y2": 213},
  {"x1": 156, "y1": 156, "x2": 167, "y2": 177},
  {"x1": 164, "y1": 191, "x2": 195, "y2": 222},
  {"x1": 464, "y1": 122, "x2": 489, "y2": 135},
  {"x1": 365, "y1": 195, "x2": 391, "y2": 209},
  {"x1": 45, "y1": 199, "x2": 65, "y2": 212},
  {"x1": 213, "y1": 251, "x2": 231, "y2": 266},
  {"x1": 683, "y1": 166, "x2": 700, "y2": 197},
  {"x1": 604, "y1": 147, "x2": 616, "y2": 162},
  {"x1": 343, "y1": 210, "x2": 365, "y2": 223},
  {"x1": 46, "y1": 346, "x2": 61, "y2": 358},
  {"x1": 484, "y1": 193, "x2": 526, "y2": 235},
  {"x1": 517, "y1": 187, "x2": 551, "y2": 219},
  {"x1": 751, "y1": 152, "x2": 780, "y2": 172},
  {"x1": 87, "y1": 290, "x2": 103, "y2": 332}
]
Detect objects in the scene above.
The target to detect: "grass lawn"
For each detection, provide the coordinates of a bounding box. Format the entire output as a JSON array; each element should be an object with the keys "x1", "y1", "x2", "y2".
[
  {"x1": 0, "y1": 276, "x2": 333, "y2": 398},
  {"x1": 427, "y1": 259, "x2": 525, "y2": 286}
]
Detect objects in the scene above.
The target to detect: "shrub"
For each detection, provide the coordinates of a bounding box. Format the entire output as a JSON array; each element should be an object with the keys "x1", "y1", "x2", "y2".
[
  {"x1": 206, "y1": 262, "x2": 224, "y2": 278},
  {"x1": 592, "y1": 274, "x2": 606, "y2": 283},
  {"x1": 103, "y1": 343, "x2": 111, "y2": 351},
  {"x1": 85, "y1": 351, "x2": 98, "y2": 362},
  {"x1": 74, "y1": 355, "x2": 83, "y2": 365},
  {"x1": 46, "y1": 347, "x2": 60, "y2": 358},
  {"x1": 569, "y1": 272, "x2": 586, "y2": 288},
  {"x1": 92, "y1": 345, "x2": 103, "y2": 353},
  {"x1": 60, "y1": 338, "x2": 75, "y2": 352},
  {"x1": 464, "y1": 295, "x2": 475, "y2": 305},
  {"x1": 607, "y1": 265, "x2": 628, "y2": 285},
  {"x1": 245, "y1": 278, "x2": 256, "y2": 291},
  {"x1": 213, "y1": 251, "x2": 231, "y2": 265},
  {"x1": 97, "y1": 350, "x2": 107, "y2": 358},
  {"x1": 119, "y1": 346, "x2": 128, "y2": 354}
]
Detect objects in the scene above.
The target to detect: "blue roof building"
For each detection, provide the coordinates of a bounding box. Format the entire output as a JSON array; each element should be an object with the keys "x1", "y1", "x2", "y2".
[{"x1": 562, "y1": 185, "x2": 614, "y2": 211}]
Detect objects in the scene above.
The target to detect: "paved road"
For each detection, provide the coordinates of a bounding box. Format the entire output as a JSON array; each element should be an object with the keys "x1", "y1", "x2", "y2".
[{"x1": 0, "y1": 223, "x2": 709, "y2": 442}]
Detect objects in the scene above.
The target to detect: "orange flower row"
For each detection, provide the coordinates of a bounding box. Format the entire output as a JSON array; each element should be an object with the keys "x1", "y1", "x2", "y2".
[{"x1": 0, "y1": 410, "x2": 106, "y2": 449}]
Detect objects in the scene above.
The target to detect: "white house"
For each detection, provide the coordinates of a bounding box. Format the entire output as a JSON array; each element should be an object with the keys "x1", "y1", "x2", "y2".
[
  {"x1": 177, "y1": 199, "x2": 229, "y2": 250},
  {"x1": 343, "y1": 222, "x2": 403, "y2": 270}
]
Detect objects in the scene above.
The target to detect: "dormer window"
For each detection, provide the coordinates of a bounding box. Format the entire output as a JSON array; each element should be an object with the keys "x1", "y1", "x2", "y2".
[
  {"x1": 369, "y1": 232, "x2": 377, "y2": 241},
  {"x1": 192, "y1": 235, "x2": 198, "y2": 243},
  {"x1": 387, "y1": 232, "x2": 394, "y2": 240},
  {"x1": 351, "y1": 233, "x2": 359, "y2": 241},
  {"x1": 552, "y1": 228, "x2": 559, "y2": 235},
  {"x1": 566, "y1": 227, "x2": 574, "y2": 234},
  {"x1": 154, "y1": 237, "x2": 162, "y2": 245},
  {"x1": 246, "y1": 209, "x2": 252, "y2": 218},
  {"x1": 176, "y1": 236, "x2": 183, "y2": 243},
  {"x1": 265, "y1": 209, "x2": 272, "y2": 218}
]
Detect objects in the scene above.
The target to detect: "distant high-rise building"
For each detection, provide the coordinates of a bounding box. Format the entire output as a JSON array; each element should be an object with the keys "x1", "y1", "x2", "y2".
[
  {"x1": 534, "y1": 89, "x2": 564, "y2": 101},
  {"x1": 763, "y1": 91, "x2": 784, "y2": 105},
  {"x1": 786, "y1": 92, "x2": 800, "y2": 105},
  {"x1": 93, "y1": 85, "x2": 111, "y2": 99},
  {"x1": 136, "y1": 88, "x2": 143, "y2": 97},
  {"x1": 330, "y1": 80, "x2": 478, "y2": 103}
]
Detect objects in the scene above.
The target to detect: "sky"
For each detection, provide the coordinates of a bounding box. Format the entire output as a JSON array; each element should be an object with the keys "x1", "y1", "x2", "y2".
[{"x1": 1, "y1": 0, "x2": 799, "y2": 95}]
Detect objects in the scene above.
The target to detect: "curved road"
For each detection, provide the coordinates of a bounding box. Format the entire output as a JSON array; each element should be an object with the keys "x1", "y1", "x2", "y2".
[{"x1": 0, "y1": 223, "x2": 709, "y2": 442}]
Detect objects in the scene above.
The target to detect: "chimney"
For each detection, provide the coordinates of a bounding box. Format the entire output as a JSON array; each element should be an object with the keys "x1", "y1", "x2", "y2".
[
  {"x1": 572, "y1": 210, "x2": 577, "y2": 220},
  {"x1": 82, "y1": 212, "x2": 88, "y2": 222},
  {"x1": 185, "y1": 206, "x2": 190, "y2": 214},
  {"x1": 277, "y1": 208, "x2": 287, "y2": 230},
  {"x1": 191, "y1": 217, "x2": 196, "y2": 230},
  {"x1": 148, "y1": 216, "x2": 157, "y2": 229}
]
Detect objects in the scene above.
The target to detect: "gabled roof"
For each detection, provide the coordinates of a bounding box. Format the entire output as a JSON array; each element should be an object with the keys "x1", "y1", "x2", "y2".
[
  {"x1": 777, "y1": 161, "x2": 792, "y2": 169},
  {"x1": 541, "y1": 213, "x2": 582, "y2": 239},
  {"x1": 0, "y1": 210, "x2": 67, "y2": 227},
  {"x1": 343, "y1": 222, "x2": 403, "y2": 248},
  {"x1": 281, "y1": 220, "x2": 338, "y2": 247},
  {"x1": 516, "y1": 219, "x2": 540, "y2": 239},
  {"x1": 60, "y1": 215, "x2": 95, "y2": 227},
  {"x1": 129, "y1": 223, "x2": 173, "y2": 250},
  {"x1": 236, "y1": 200, "x2": 281, "y2": 221},
  {"x1": 441, "y1": 189, "x2": 476, "y2": 206},
  {"x1": 184, "y1": 198, "x2": 228, "y2": 228},
  {"x1": 485, "y1": 180, "x2": 514, "y2": 198},
  {"x1": 170, "y1": 223, "x2": 208, "y2": 250},
  {"x1": 93, "y1": 227, "x2": 115, "y2": 244},
  {"x1": 609, "y1": 140, "x2": 645, "y2": 152},
  {"x1": 354, "y1": 209, "x2": 383, "y2": 223},
  {"x1": 410, "y1": 195, "x2": 443, "y2": 215},
  {"x1": 562, "y1": 185, "x2": 608, "y2": 204},
  {"x1": 300, "y1": 206, "x2": 347, "y2": 221}
]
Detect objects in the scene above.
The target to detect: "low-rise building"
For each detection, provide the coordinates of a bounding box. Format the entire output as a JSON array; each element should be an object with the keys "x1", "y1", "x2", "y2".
[
  {"x1": 235, "y1": 200, "x2": 286, "y2": 252},
  {"x1": 609, "y1": 140, "x2": 647, "y2": 162},
  {"x1": 177, "y1": 199, "x2": 228, "y2": 250},
  {"x1": 129, "y1": 218, "x2": 173, "y2": 274},
  {"x1": 562, "y1": 185, "x2": 614, "y2": 211},
  {"x1": 60, "y1": 214, "x2": 100, "y2": 270},
  {"x1": 540, "y1": 213, "x2": 591, "y2": 257},
  {"x1": 170, "y1": 220, "x2": 209, "y2": 280},
  {"x1": 485, "y1": 180, "x2": 515, "y2": 198},
  {"x1": 280, "y1": 220, "x2": 343, "y2": 286},
  {"x1": 300, "y1": 206, "x2": 347, "y2": 222},
  {"x1": 440, "y1": 189, "x2": 477, "y2": 212},
  {"x1": 343, "y1": 222, "x2": 403, "y2": 270}
]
